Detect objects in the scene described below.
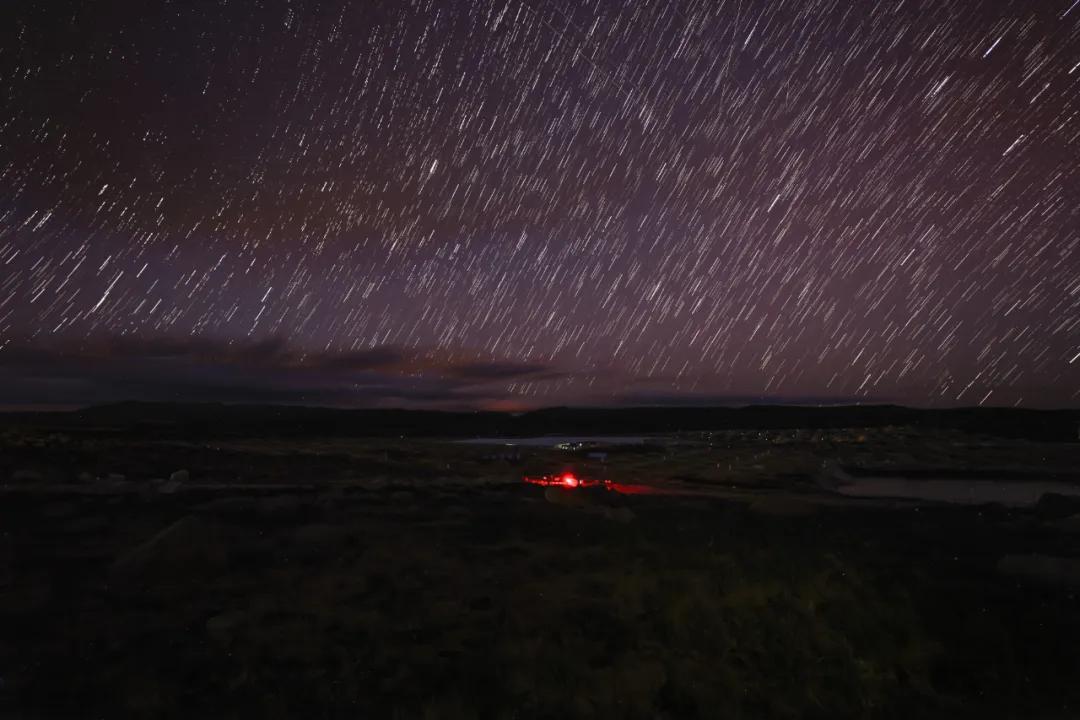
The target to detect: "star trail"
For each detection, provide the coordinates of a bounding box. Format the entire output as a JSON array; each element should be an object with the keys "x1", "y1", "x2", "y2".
[{"x1": 1, "y1": 0, "x2": 1078, "y2": 409}]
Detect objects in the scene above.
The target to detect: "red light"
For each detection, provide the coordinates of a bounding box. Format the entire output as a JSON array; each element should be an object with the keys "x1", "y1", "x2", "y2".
[
  {"x1": 523, "y1": 472, "x2": 600, "y2": 489},
  {"x1": 523, "y1": 473, "x2": 684, "y2": 496}
]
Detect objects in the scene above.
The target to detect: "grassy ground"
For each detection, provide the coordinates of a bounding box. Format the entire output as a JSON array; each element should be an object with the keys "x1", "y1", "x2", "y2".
[{"x1": 1, "y1": 431, "x2": 1079, "y2": 718}]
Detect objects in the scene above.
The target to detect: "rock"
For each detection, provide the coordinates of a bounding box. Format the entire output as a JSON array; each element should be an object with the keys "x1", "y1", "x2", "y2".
[
  {"x1": 1034, "y1": 493, "x2": 1080, "y2": 520},
  {"x1": 816, "y1": 460, "x2": 854, "y2": 490},
  {"x1": 112, "y1": 515, "x2": 228, "y2": 578},
  {"x1": 106, "y1": 473, "x2": 127, "y2": 483},
  {"x1": 76, "y1": 472, "x2": 95, "y2": 483},
  {"x1": 997, "y1": 554, "x2": 1080, "y2": 587},
  {"x1": 158, "y1": 480, "x2": 182, "y2": 495},
  {"x1": 169, "y1": 469, "x2": 190, "y2": 484}
]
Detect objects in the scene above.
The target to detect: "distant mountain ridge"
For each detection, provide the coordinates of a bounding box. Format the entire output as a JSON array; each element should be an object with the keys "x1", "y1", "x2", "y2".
[{"x1": 0, "y1": 401, "x2": 1077, "y2": 442}]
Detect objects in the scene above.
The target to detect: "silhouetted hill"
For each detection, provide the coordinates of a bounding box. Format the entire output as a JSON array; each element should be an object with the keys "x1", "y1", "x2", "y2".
[{"x1": 0, "y1": 402, "x2": 1078, "y2": 442}]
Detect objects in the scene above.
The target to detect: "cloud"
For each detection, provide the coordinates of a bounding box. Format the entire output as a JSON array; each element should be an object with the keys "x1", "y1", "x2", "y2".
[
  {"x1": 0, "y1": 335, "x2": 563, "y2": 409},
  {"x1": 447, "y1": 360, "x2": 556, "y2": 381},
  {"x1": 305, "y1": 346, "x2": 413, "y2": 371}
]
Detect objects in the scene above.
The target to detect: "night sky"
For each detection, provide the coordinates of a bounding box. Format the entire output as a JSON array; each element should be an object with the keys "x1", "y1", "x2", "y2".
[{"x1": 1, "y1": 0, "x2": 1078, "y2": 410}]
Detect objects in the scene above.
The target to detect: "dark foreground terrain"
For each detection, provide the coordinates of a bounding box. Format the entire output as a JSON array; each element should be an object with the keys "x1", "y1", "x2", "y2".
[{"x1": 1, "y1": 406, "x2": 1079, "y2": 718}]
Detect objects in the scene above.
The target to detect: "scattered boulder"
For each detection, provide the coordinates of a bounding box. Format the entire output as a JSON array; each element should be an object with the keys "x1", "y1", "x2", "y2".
[
  {"x1": 157, "y1": 480, "x2": 182, "y2": 495},
  {"x1": 106, "y1": 473, "x2": 127, "y2": 484},
  {"x1": 169, "y1": 469, "x2": 190, "y2": 484},
  {"x1": 76, "y1": 471, "x2": 95, "y2": 483},
  {"x1": 816, "y1": 460, "x2": 853, "y2": 490},
  {"x1": 997, "y1": 554, "x2": 1080, "y2": 587},
  {"x1": 1034, "y1": 493, "x2": 1080, "y2": 520},
  {"x1": 137, "y1": 480, "x2": 165, "y2": 501}
]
